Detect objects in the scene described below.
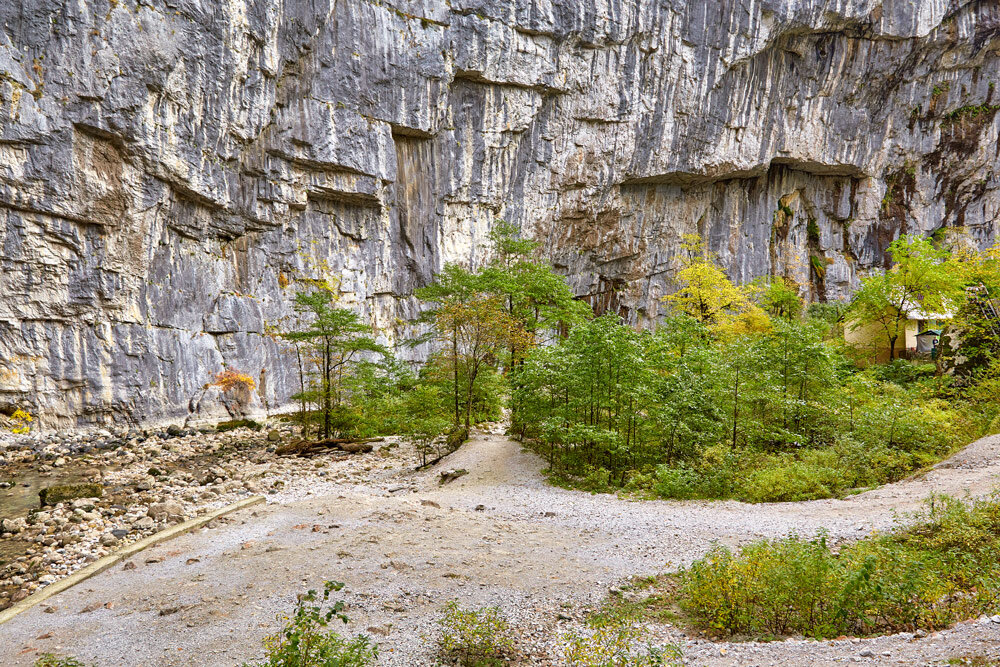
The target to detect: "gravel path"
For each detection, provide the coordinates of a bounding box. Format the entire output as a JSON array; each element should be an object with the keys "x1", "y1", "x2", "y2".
[{"x1": 1, "y1": 428, "x2": 999, "y2": 666}]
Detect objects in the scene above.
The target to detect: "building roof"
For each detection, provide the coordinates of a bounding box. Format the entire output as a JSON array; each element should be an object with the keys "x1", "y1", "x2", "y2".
[{"x1": 901, "y1": 299, "x2": 953, "y2": 321}]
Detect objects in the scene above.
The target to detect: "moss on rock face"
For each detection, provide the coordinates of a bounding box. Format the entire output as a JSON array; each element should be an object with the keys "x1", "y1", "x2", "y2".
[{"x1": 38, "y1": 483, "x2": 103, "y2": 506}]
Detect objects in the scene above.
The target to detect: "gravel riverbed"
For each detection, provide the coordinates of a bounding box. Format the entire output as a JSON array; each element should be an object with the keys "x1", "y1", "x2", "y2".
[
  {"x1": 0, "y1": 422, "x2": 394, "y2": 610},
  {"x1": 1, "y1": 425, "x2": 999, "y2": 666}
]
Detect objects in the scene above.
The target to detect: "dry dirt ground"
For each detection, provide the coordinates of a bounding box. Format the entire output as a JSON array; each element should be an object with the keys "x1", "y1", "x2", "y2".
[{"x1": 1, "y1": 428, "x2": 999, "y2": 666}]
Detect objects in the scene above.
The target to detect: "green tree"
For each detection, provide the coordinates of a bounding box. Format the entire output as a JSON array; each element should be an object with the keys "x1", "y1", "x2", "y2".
[
  {"x1": 414, "y1": 263, "x2": 483, "y2": 427},
  {"x1": 416, "y1": 223, "x2": 585, "y2": 432},
  {"x1": 946, "y1": 243, "x2": 1000, "y2": 373},
  {"x1": 761, "y1": 277, "x2": 804, "y2": 321},
  {"x1": 436, "y1": 295, "x2": 527, "y2": 430},
  {"x1": 283, "y1": 291, "x2": 387, "y2": 439},
  {"x1": 479, "y1": 221, "x2": 590, "y2": 366},
  {"x1": 848, "y1": 235, "x2": 961, "y2": 359}
]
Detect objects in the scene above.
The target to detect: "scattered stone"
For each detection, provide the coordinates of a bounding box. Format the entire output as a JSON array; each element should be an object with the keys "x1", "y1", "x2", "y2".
[
  {"x1": 0, "y1": 517, "x2": 25, "y2": 534},
  {"x1": 148, "y1": 501, "x2": 185, "y2": 522},
  {"x1": 420, "y1": 500, "x2": 441, "y2": 508},
  {"x1": 267, "y1": 430, "x2": 281, "y2": 442},
  {"x1": 135, "y1": 517, "x2": 156, "y2": 531},
  {"x1": 122, "y1": 561, "x2": 136, "y2": 571}
]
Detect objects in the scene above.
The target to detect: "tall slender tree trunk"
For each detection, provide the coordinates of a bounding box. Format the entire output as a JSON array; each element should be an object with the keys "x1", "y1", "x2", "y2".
[
  {"x1": 732, "y1": 363, "x2": 740, "y2": 449},
  {"x1": 452, "y1": 327, "x2": 460, "y2": 427},
  {"x1": 323, "y1": 339, "x2": 332, "y2": 439},
  {"x1": 465, "y1": 363, "x2": 478, "y2": 432}
]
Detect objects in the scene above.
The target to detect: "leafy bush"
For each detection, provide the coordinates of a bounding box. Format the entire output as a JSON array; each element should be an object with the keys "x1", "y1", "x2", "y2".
[
  {"x1": 437, "y1": 600, "x2": 516, "y2": 666},
  {"x1": 677, "y1": 495, "x2": 1000, "y2": 638},
  {"x1": 739, "y1": 459, "x2": 841, "y2": 503},
  {"x1": 210, "y1": 368, "x2": 257, "y2": 416},
  {"x1": 8, "y1": 408, "x2": 33, "y2": 434},
  {"x1": 872, "y1": 359, "x2": 934, "y2": 386},
  {"x1": 562, "y1": 607, "x2": 682, "y2": 667},
  {"x1": 245, "y1": 581, "x2": 377, "y2": 667}
]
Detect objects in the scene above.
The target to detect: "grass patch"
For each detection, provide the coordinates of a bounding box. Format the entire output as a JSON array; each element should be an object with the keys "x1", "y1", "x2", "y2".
[
  {"x1": 35, "y1": 656, "x2": 91, "y2": 667},
  {"x1": 588, "y1": 576, "x2": 681, "y2": 627},
  {"x1": 948, "y1": 657, "x2": 1000, "y2": 667}
]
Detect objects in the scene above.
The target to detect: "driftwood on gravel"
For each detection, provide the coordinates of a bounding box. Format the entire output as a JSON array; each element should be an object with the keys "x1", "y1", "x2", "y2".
[{"x1": 275, "y1": 438, "x2": 381, "y2": 457}]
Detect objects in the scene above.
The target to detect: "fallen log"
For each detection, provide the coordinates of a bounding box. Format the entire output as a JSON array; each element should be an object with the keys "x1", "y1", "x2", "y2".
[{"x1": 275, "y1": 437, "x2": 380, "y2": 457}]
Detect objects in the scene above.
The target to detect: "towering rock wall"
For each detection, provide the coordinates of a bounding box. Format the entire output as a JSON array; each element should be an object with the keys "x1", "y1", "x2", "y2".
[{"x1": 0, "y1": 0, "x2": 998, "y2": 427}]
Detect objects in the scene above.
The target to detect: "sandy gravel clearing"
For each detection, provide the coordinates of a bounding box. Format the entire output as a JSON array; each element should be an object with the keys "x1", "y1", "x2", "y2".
[{"x1": 1, "y1": 428, "x2": 998, "y2": 666}]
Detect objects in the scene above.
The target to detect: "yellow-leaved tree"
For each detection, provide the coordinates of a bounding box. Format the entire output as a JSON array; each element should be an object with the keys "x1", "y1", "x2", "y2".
[{"x1": 663, "y1": 235, "x2": 770, "y2": 337}]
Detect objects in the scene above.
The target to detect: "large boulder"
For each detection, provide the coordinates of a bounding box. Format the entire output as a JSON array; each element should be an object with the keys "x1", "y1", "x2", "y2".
[{"x1": 39, "y1": 483, "x2": 103, "y2": 506}]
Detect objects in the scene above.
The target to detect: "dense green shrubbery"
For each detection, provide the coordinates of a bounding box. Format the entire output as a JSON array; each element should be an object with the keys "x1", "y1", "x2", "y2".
[
  {"x1": 677, "y1": 495, "x2": 1000, "y2": 638},
  {"x1": 515, "y1": 313, "x2": 995, "y2": 502}
]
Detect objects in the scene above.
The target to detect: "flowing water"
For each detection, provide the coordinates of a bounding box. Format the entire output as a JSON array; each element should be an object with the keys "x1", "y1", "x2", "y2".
[
  {"x1": 0, "y1": 467, "x2": 93, "y2": 566},
  {"x1": 0, "y1": 468, "x2": 94, "y2": 521}
]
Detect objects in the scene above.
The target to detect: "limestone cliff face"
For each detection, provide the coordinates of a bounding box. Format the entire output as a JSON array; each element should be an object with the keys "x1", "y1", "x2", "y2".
[{"x1": 0, "y1": 0, "x2": 998, "y2": 426}]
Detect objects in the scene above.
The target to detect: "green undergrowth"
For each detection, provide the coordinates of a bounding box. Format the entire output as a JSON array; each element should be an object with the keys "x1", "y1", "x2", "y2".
[
  {"x1": 531, "y1": 333, "x2": 994, "y2": 503},
  {"x1": 611, "y1": 494, "x2": 1000, "y2": 641},
  {"x1": 563, "y1": 612, "x2": 683, "y2": 666},
  {"x1": 947, "y1": 656, "x2": 1000, "y2": 667}
]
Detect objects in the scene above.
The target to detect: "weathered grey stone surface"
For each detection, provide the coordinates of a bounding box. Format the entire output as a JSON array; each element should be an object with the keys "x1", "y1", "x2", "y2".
[{"x1": 0, "y1": 0, "x2": 998, "y2": 426}]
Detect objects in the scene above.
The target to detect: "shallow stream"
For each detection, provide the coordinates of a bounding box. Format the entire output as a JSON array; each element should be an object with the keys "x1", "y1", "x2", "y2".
[{"x1": 0, "y1": 467, "x2": 94, "y2": 566}]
